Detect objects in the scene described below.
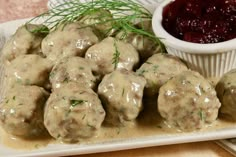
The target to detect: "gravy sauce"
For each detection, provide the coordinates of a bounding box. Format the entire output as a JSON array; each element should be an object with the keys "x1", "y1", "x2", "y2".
[{"x1": 0, "y1": 98, "x2": 235, "y2": 150}]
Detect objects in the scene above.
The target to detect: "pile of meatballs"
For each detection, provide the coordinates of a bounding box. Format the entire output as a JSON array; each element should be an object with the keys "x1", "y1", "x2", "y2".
[{"x1": 0, "y1": 17, "x2": 235, "y2": 143}]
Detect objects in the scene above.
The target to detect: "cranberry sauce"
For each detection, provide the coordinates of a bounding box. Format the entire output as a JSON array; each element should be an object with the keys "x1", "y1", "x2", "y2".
[{"x1": 162, "y1": 0, "x2": 236, "y2": 43}]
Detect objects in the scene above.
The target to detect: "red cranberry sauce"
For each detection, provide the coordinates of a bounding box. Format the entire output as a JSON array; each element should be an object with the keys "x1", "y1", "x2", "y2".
[{"x1": 162, "y1": 0, "x2": 236, "y2": 43}]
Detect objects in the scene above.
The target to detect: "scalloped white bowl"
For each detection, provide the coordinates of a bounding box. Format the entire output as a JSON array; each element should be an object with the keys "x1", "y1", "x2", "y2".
[{"x1": 152, "y1": 0, "x2": 236, "y2": 77}]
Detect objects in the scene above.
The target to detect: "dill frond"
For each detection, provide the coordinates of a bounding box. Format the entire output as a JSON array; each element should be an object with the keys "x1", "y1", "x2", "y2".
[
  {"x1": 112, "y1": 39, "x2": 120, "y2": 69},
  {"x1": 26, "y1": 0, "x2": 166, "y2": 66}
]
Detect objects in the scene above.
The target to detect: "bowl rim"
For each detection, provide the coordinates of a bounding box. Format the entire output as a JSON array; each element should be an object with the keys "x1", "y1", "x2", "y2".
[{"x1": 152, "y1": 0, "x2": 236, "y2": 54}]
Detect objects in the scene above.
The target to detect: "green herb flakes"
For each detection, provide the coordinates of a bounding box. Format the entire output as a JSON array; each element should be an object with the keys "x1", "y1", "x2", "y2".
[
  {"x1": 198, "y1": 109, "x2": 204, "y2": 121},
  {"x1": 112, "y1": 39, "x2": 120, "y2": 69},
  {"x1": 79, "y1": 67, "x2": 84, "y2": 70},
  {"x1": 70, "y1": 99, "x2": 87, "y2": 107}
]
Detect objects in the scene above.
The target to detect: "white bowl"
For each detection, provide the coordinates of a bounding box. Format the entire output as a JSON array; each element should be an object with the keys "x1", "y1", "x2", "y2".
[{"x1": 152, "y1": 0, "x2": 236, "y2": 78}]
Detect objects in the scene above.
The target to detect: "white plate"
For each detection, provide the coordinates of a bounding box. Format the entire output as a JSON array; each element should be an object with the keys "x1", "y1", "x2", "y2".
[{"x1": 1, "y1": 17, "x2": 236, "y2": 157}]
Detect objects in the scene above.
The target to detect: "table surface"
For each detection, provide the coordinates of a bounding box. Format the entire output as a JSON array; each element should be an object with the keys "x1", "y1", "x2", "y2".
[{"x1": 0, "y1": 0, "x2": 234, "y2": 157}]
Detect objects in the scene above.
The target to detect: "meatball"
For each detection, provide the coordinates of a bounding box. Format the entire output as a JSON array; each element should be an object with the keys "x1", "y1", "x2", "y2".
[
  {"x1": 158, "y1": 70, "x2": 221, "y2": 131},
  {"x1": 41, "y1": 22, "x2": 99, "y2": 63},
  {"x1": 116, "y1": 20, "x2": 160, "y2": 60},
  {"x1": 44, "y1": 82, "x2": 105, "y2": 143},
  {"x1": 49, "y1": 57, "x2": 98, "y2": 90},
  {"x1": 1, "y1": 24, "x2": 47, "y2": 62},
  {"x1": 137, "y1": 53, "x2": 188, "y2": 96},
  {"x1": 216, "y1": 69, "x2": 236, "y2": 121},
  {"x1": 98, "y1": 70, "x2": 146, "y2": 126},
  {"x1": 85, "y1": 37, "x2": 139, "y2": 76},
  {"x1": 6, "y1": 54, "x2": 52, "y2": 89},
  {"x1": 0, "y1": 85, "x2": 48, "y2": 137},
  {"x1": 79, "y1": 9, "x2": 116, "y2": 37}
]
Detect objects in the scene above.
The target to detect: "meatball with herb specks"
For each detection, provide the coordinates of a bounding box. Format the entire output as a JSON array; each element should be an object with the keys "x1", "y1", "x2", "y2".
[
  {"x1": 6, "y1": 54, "x2": 53, "y2": 89},
  {"x1": 85, "y1": 37, "x2": 139, "y2": 76},
  {"x1": 137, "y1": 53, "x2": 188, "y2": 96},
  {"x1": 158, "y1": 70, "x2": 221, "y2": 131},
  {"x1": 98, "y1": 70, "x2": 146, "y2": 126},
  {"x1": 1, "y1": 24, "x2": 47, "y2": 62},
  {"x1": 44, "y1": 82, "x2": 105, "y2": 143},
  {"x1": 42, "y1": 21, "x2": 99, "y2": 63},
  {"x1": 0, "y1": 85, "x2": 49, "y2": 137},
  {"x1": 49, "y1": 57, "x2": 98, "y2": 91},
  {"x1": 116, "y1": 20, "x2": 161, "y2": 61},
  {"x1": 216, "y1": 69, "x2": 236, "y2": 121}
]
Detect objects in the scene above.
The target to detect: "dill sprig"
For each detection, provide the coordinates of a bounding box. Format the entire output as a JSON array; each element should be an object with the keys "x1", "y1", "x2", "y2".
[
  {"x1": 112, "y1": 39, "x2": 120, "y2": 69},
  {"x1": 26, "y1": 0, "x2": 165, "y2": 52}
]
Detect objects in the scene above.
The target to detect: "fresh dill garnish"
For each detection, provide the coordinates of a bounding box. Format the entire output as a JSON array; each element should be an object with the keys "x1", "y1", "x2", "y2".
[
  {"x1": 70, "y1": 99, "x2": 87, "y2": 107},
  {"x1": 28, "y1": 25, "x2": 49, "y2": 34},
  {"x1": 112, "y1": 39, "x2": 120, "y2": 69},
  {"x1": 26, "y1": 0, "x2": 165, "y2": 52}
]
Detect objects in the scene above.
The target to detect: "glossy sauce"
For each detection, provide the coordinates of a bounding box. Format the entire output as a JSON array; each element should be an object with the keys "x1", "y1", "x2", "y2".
[{"x1": 0, "y1": 98, "x2": 235, "y2": 150}]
